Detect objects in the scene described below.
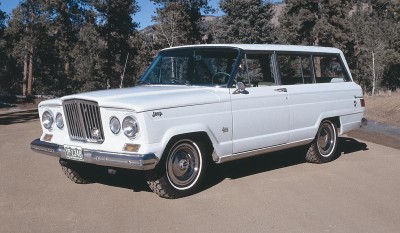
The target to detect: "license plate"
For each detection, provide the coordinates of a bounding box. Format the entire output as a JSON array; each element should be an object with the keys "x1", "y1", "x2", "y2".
[{"x1": 64, "y1": 145, "x2": 84, "y2": 161}]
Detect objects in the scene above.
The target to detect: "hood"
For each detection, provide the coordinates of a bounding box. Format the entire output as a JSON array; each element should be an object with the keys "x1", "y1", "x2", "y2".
[{"x1": 57, "y1": 85, "x2": 226, "y2": 112}]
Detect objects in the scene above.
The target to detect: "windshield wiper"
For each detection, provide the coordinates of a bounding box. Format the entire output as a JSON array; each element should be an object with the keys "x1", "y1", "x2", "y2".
[
  {"x1": 137, "y1": 80, "x2": 152, "y2": 85},
  {"x1": 168, "y1": 79, "x2": 191, "y2": 86}
]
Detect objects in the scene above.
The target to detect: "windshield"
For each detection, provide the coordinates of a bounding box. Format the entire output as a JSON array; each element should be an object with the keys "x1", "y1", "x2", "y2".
[{"x1": 139, "y1": 48, "x2": 239, "y2": 87}]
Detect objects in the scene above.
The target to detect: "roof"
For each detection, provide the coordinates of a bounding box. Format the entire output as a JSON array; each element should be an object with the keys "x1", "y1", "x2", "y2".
[{"x1": 162, "y1": 44, "x2": 343, "y2": 54}]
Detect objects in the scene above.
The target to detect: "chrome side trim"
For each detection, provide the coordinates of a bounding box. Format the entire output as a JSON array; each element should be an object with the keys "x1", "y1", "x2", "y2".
[
  {"x1": 217, "y1": 139, "x2": 313, "y2": 163},
  {"x1": 30, "y1": 139, "x2": 159, "y2": 170},
  {"x1": 39, "y1": 104, "x2": 61, "y2": 108}
]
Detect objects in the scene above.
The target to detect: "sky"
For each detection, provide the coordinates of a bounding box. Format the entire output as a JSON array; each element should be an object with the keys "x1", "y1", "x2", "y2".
[{"x1": 0, "y1": 0, "x2": 225, "y2": 30}]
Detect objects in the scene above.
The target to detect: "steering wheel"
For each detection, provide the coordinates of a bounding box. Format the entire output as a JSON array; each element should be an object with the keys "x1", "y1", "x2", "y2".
[{"x1": 211, "y1": 72, "x2": 230, "y2": 85}]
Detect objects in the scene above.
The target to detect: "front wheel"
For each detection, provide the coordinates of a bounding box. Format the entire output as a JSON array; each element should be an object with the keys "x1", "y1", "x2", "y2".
[
  {"x1": 59, "y1": 159, "x2": 91, "y2": 184},
  {"x1": 145, "y1": 139, "x2": 207, "y2": 199},
  {"x1": 306, "y1": 120, "x2": 338, "y2": 164}
]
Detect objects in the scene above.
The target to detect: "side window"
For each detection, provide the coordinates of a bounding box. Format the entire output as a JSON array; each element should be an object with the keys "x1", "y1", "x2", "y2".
[
  {"x1": 313, "y1": 55, "x2": 350, "y2": 83},
  {"x1": 236, "y1": 54, "x2": 275, "y2": 87},
  {"x1": 277, "y1": 54, "x2": 313, "y2": 85}
]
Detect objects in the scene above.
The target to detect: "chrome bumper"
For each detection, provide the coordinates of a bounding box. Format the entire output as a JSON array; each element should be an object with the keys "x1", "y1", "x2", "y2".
[{"x1": 30, "y1": 139, "x2": 159, "y2": 170}]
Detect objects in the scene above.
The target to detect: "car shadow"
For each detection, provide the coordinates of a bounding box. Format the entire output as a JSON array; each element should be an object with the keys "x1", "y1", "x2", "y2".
[
  {"x1": 86, "y1": 167, "x2": 152, "y2": 192},
  {"x1": 338, "y1": 136, "x2": 369, "y2": 155},
  {"x1": 201, "y1": 137, "x2": 368, "y2": 191},
  {"x1": 0, "y1": 109, "x2": 39, "y2": 125},
  {"x1": 87, "y1": 137, "x2": 369, "y2": 195}
]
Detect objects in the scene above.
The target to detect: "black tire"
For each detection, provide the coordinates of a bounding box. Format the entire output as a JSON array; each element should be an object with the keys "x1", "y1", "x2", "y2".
[
  {"x1": 145, "y1": 138, "x2": 208, "y2": 199},
  {"x1": 59, "y1": 159, "x2": 91, "y2": 184},
  {"x1": 306, "y1": 120, "x2": 338, "y2": 164}
]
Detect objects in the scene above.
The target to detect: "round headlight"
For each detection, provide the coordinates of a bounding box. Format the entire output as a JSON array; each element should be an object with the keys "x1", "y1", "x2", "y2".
[
  {"x1": 109, "y1": 116, "x2": 121, "y2": 134},
  {"x1": 122, "y1": 116, "x2": 139, "y2": 138},
  {"x1": 42, "y1": 111, "x2": 54, "y2": 129},
  {"x1": 56, "y1": 113, "x2": 64, "y2": 129}
]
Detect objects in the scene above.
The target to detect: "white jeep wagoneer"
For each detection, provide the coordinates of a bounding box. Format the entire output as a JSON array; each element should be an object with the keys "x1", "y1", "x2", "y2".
[{"x1": 31, "y1": 44, "x2": 366, "y2": 198}]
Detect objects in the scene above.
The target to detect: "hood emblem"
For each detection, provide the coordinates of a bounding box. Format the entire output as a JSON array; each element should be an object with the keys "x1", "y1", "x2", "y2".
[{"x1": 152, "y1": 111, "x2": 163, "y2": 117}]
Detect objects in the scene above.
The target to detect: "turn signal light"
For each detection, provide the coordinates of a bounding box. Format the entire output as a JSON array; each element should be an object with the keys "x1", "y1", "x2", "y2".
[
  {"x1": 123, "y1": 144, "x2": 140, "y2": 152},
  {"x1": 43, "y1": 134, "x2": 53, "y2": 142}
]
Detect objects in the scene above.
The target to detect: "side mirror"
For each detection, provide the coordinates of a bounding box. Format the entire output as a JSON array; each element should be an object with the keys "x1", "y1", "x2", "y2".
[{"x1": 233, "y1": 82, "x2": 249, "y2": 94}]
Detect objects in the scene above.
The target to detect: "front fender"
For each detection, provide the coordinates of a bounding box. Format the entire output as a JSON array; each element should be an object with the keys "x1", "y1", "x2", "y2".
[{"x1": 159, "y1": 124, "x2": 221, "y2": 157}]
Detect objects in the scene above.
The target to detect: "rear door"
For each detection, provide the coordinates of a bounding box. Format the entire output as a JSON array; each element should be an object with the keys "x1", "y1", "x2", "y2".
[{"x1": 275, "y1": 52, "x2": 355, "y2": 142}]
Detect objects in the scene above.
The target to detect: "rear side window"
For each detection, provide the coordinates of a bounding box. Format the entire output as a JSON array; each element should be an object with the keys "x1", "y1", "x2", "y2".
[
  {"x1": 313, "y1": 55, "x2": 350, "y2": 83},
  {"x1": 277, "y1": 54, "x2": 313, "y2": 85}
]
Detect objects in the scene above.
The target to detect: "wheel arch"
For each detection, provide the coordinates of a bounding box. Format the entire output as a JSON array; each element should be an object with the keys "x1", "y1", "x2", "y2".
[
  {"x1": 324, "y1": 116, "x2": 341, "y2": 130},
  {"x1": 160, "y1": 130, "x2": 215, "y2": 162},
  {"x1": 315, "y1": 115, "x2": 342, "y2": 136}
]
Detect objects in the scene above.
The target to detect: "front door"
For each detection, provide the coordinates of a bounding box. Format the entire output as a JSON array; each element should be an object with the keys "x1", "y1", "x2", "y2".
[{"x1": 230, "y1": 54, "x2": 290, "y2": 154}]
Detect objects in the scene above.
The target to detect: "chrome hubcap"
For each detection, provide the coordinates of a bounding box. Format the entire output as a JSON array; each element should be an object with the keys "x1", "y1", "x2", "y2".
[
  {"x1": 179, "y1": 159, "x2": 189, "y2": 171},
  {"x1": 167, "y1": 140, "x2": 201, "y2": 189},
  {"x1": 317, "y1": 122, "x2": 335, "y2": 157}
]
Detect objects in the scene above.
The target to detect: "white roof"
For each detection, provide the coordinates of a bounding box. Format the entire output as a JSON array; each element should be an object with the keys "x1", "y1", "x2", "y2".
[{"x1": 162, "y1": 44, "x2": 342, "y2": 54}]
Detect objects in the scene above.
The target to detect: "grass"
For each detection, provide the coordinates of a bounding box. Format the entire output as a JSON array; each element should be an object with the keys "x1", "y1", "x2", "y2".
[{"x1": 364, "y1": 91, "x2": 400, "y2": 127}]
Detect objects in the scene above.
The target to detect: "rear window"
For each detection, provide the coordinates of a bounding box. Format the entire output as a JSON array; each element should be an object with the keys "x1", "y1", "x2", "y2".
[
  {"x1": 276, "y1": 53, "x2": 350, "y2": 85},
  {"x1": 313, "y1": 55, "x2": 350, "y2": 83}
]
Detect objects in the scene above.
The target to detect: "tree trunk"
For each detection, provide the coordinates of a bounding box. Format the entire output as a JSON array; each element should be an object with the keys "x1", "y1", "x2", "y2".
[
  {"x1": 64, "y1": 58, "x2": 70, "y2": 75},
  {"x1": 372, "y1": 51, "x2": 376, "y2": 96},
  {"x1": 313, "y1": 36, "x2": 321, "y2": 78},
  {"x1": 22, "y1": 51, "x2": 28, "y2": 96},
  {"x1": 27, "y1": 46, "x2": 33, "y2": 96}
]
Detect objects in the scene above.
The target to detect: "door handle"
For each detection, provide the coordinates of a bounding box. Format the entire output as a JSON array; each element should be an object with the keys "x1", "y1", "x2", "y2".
[{"x1": 274, "y1": 88, "x2": 287, "y2": 93}]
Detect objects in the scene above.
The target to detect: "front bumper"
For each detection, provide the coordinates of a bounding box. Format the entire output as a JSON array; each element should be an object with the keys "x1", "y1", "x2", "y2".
[{"x1": 30, "y1": 139, "x2": 159, "y2": 170}]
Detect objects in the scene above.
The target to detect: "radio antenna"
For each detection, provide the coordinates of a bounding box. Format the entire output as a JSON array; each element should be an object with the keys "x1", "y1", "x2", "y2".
[{"x1": 120, "y1": 53, "x2": 129, "y2": 88}]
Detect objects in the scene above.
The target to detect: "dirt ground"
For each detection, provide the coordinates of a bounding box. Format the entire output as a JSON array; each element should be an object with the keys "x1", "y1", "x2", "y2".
[
  {"x1": 364, "y1": 92, "x2": 400, "y2": 127},
  {"x1": 2, "y1": 119, "x2": 400, "y2": 233}
]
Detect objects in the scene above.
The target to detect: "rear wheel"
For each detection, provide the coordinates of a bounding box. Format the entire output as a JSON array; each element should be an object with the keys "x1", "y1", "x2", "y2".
[
  {"x1": 306, "y1": 120, "x2": 338, "y2": 164},
  {"x1": 146, "y1": 138, "x2": 207, "y2": 198}
]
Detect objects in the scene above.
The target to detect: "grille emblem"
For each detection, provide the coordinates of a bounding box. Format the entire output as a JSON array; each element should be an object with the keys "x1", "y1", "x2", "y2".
[{"x1": 91, "y1": 128, "x2": 101, "y2": 139}]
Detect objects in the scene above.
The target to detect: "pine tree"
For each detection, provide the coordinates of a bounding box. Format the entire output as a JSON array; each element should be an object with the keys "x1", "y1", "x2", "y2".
[
  {"x1": 71, "y1": 21, "x2": 107, "y2": 92},
  {"x1": 0, "y1": 3, "x2": 9, "y2": 94},
  {"x1": 2, "y1": 0, "x2": 144, "y2": 94},
  {"x1": 373, "y1": 0, "x2": 400, "y2": 91},
  {"x1": 279, "y1": 0, "x2": 352, "y2": 53},
  {"x1": 0, "y1": 3, "x2": 6, "y2": 45},
  {"x1": 350, "y1": 0, "x2": 400, "y2": 93},
  {"x1": 151, "y1": 0, "x2": 212, "y2": 46},
  {"x1": 6, "y1": 0, "x2": 51, "y2": 96},
  {"x1": 152, "y1": 1, "x2": 192, "y2": 48},
  {"x1": 218, "y1": 0, "x2": 274, "y2": 44},
  {"x1": 0, "y1": 4, "x2": 7, "y2": 61},
  {"x1": 42, "y1": 0, "x2": 86, "y2": 82},
  {"x1": 91, "y1": 0, "x2": 140, "y2": 88}
]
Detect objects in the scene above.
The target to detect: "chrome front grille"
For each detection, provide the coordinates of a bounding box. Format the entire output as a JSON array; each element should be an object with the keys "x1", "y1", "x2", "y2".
[{"x1": 63, "y1": 99, "x2": 104, "y2": 143}]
